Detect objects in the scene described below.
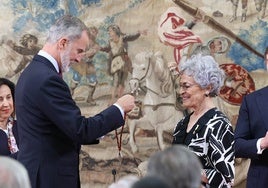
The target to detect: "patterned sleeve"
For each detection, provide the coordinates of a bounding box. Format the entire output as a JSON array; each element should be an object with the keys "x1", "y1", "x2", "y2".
[{"x1": 206, "y1": 114, "x2": 235, "y2": 186}]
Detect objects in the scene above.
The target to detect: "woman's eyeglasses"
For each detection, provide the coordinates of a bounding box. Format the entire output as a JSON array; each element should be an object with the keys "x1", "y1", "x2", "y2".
[{"x1": 179, "y1": 83, "x2": 199, "y2": 91}]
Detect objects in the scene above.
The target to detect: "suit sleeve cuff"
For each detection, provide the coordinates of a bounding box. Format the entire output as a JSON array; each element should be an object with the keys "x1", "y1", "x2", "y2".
[
  {"x1": 257, "y1": 138, "x2": 265, "y2": 154},
  {"x1": 113, "y1": 103, "x2": 124, "y2": 119}
]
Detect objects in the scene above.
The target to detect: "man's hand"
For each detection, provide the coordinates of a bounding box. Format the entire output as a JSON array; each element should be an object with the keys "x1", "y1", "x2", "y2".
[
  {"x1": 201, "y1": 170, "x2": 208, "y2": 185},
  {"x1": 115, "y1": 94, "x2": 135, "y2": 113},
  {"x1": 260, "y1": 131, "x2": 268, "y2": 150}
]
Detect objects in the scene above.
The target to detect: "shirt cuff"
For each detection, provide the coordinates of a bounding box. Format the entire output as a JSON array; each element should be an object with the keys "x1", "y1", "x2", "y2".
[
  {"x1": 113, "y1": 103, "x2": 124, "y2": 119},
  {"x1": 257, "y1": 138, "x2": 265, "y2": 154}
]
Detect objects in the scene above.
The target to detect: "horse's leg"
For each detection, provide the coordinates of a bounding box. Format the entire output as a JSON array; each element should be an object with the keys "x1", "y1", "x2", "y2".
[
  {"x1": 155, "y1": 115, "x2": 177, "y2": 150},
  {"x1": 128, "y1": 119, "x2": 139, "y2": 153},
  {"x1": 122, "y1": 134, "x2": 129, "y2": 145},
  {"x1": 122, "y1": 118, "x2": 129, "y2": 145},
  {"x1": 156, "y1": 128, "x2": 166, "y2": 150},
  {"x1": 117, "y1": 84, "x2": 124, "y2": 98}
]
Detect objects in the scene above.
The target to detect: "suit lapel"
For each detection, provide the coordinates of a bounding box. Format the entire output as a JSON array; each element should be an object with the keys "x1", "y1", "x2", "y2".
[{"x1": 255, "y1": 87, "x2": 268, "y2": 131}]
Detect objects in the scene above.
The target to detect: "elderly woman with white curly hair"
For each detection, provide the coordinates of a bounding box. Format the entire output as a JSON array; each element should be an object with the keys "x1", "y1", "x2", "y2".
[{"x1": 172, "y1": 54, "x2": 235, "y2": 188}]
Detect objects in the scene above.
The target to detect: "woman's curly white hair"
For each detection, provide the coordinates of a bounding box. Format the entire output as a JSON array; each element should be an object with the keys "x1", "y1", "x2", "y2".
[{"x1": 179, "y1": 54, "x2": 225, "y2": 97}]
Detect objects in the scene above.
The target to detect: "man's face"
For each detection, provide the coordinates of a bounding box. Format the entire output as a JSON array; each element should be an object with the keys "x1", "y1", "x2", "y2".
[
  {"x1": 60, "y1": 44, "x2": 72, "y2": 72},
  {"x1": 60, "y1": 30, "x2": 90, "y2": 72}
]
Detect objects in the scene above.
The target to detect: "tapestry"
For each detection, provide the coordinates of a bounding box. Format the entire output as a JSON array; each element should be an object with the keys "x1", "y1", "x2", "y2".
[{"x1": 0, "y1": 0, "x2": 267, "y2": 187}]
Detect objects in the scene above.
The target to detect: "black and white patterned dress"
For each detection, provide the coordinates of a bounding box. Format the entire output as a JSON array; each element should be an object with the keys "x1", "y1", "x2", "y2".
[{"x1": 173, "y1": 108, "x2": 234, "y2": 188}]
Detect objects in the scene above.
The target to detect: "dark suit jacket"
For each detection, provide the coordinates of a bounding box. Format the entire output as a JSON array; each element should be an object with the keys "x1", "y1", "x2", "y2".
[
  {"x1": 15, "y1": 55, "x2": 124, "y2": 188},
  {"x1": 0, "y1": 121, "x2": 19, "y2": 159},
  {"x1": 234, "y1": 86, "x2": 268, "y2": 188}
]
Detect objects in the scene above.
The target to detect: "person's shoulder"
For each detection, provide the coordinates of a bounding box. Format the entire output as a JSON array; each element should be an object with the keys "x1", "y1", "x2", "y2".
[
  {"x1": 255, "y1": 86, "x2": 268, "y2": 94},
  {"x1": 246, "y1": 86, "x2": 268, "y2": 99},
  {"x1": 0, "y1": 129, "x2": 8, "y2": 150},
  {"x1": 0, "y1": 129, "x2": 7, "y2": 138},
  {"x1": 211, "y1": 109, "x2": 232, "y2": 127}
]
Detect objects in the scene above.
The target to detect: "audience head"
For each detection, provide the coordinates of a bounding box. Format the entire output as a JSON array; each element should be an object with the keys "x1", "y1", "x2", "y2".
[
  {"x1": 131, "y1": 176, "x2": 171, "y2": 188},
  {"x1": 0, "y1": 157, "x2": 31, "y2": 188},
  {"x1": 0, "y1": 78, "x2": 15, "y2": 118},
  {"x1": 108, "y1": 175, "x2": 139, "y2": 188},
  {"x1": 147, "y1": 145, "x2": 202, "y2": 188}
]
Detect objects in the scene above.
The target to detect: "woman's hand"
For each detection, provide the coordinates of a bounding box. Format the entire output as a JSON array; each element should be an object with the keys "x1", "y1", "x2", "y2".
[{"x1": 201, "y1": 170, "x2": 208, "y2": 184}]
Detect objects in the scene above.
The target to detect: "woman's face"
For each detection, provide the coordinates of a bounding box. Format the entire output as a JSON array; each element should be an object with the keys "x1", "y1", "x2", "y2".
[
  {"x1": 178, "y1": 74, "x2": 206, "y2": 110},
  {"x1": 0, "y1": 84, "x2": 14, "y2": 120}
]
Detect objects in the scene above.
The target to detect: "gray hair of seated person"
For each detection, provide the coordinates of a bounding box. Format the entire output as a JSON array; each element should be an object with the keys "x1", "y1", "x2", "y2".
[
  {"x1": 0, "y1": 157, "x2": 31, "y2": 188},
  {"x1": 131, "y1": 176, "x2": 171, "y2": 188},
  {"x1": 179, "y1": 54, "x2": 225, "y2": 97},
  {"x1": 108, "y1": 175, "x2": 139, "y2": 188},
  {"x1": 147, "y1": 145, "x2": 202, "y2": 188}
]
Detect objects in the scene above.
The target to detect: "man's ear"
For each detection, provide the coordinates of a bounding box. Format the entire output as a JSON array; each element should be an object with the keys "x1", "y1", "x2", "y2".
[{"x1": 58, "y1": 38, "x2": 68, "y2": 50}]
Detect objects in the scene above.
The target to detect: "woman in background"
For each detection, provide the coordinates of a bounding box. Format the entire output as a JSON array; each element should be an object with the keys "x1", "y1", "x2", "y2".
[
  {"x1": 0, "y1": 78, "x2": 19, "y2": 158},
  {"x1": 172, "y1": 54, "x2": 234, "y2": 188}
]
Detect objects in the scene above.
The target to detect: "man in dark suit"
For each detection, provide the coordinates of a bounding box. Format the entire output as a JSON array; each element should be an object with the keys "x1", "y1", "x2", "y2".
[
  {"x1": 15, "y1": 15, "x2": 135, "y2": 188},
  {"x1": 234, "y1": 86, "x2": 268, "y2": 188}
]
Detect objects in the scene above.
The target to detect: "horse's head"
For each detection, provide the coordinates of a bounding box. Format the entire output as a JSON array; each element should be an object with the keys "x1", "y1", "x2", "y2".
[{"x1": 129, "y1": 51, "x2": 153, "y2": 95}]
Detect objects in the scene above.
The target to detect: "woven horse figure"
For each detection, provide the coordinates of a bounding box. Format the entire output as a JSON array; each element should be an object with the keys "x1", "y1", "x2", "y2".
[{"x1": 128, "y1": 51, "x2": 184, "y2": 153}]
